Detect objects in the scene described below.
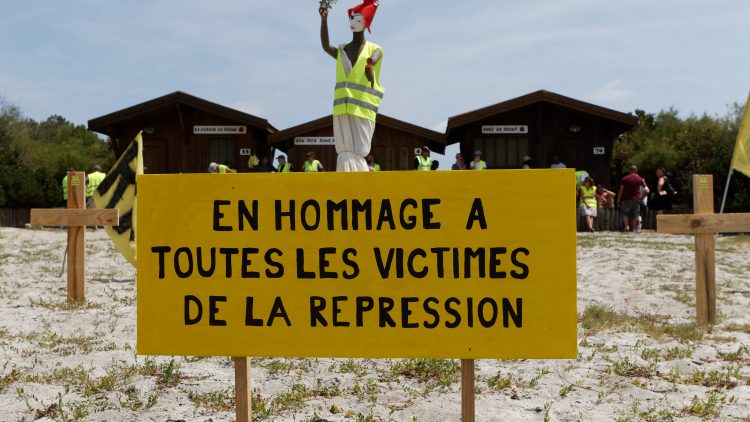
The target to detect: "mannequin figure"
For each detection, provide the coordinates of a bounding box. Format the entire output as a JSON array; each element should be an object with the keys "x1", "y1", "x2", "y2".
[{"x1": 320, "y1": 0, "x2": 384, "y2": 172}]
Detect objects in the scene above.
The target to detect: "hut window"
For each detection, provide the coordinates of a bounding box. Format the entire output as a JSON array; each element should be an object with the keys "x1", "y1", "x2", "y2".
[
  {"x1": 209, "y1": 138, "x2": 236, "y2": 166},
  {"x1": 473, "y1": 136, "x2": 529, "y2": 169}
]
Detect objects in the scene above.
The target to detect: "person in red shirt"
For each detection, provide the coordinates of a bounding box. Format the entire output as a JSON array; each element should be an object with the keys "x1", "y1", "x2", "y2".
[{"x1": 617, "y1": 165, "x2": 648, "y2": 232}]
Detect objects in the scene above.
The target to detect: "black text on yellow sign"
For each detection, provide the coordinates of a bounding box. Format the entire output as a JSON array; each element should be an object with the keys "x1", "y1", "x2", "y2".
[{"x1": 137, "y1": 170, "x2": 577, "y2": 359}]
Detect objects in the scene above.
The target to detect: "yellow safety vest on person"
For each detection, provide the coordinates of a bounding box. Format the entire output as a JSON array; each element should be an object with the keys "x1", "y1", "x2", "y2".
[
  {"x1": 277, "y1": 163, "x2": 292, "y2": 173},
  {"x1": 86, "y1": 171, "x2": 106, "y2": 197},
  {"x1": 579, "y1": 185, "x2": 597, "y2": 208},
  {"x1": 333, "y1": 41, "x2": 384, "y2": 122},
  {"x1": 218, "y1": 164, "x2": 231, "y2": 174},
  {"x1": 62, "y1": 175, "x2": 68, "y2": 201},
  {"x1": 373, "y1": 164, "x2": 381, "y2": 172},
  {"x1": 416, "y1": 155, "x2": 432, "y2": 171},
  {"x1": 471, "y1": 160, "x2": 487, "y2": 170},
  {"x1": 303, "y1": 160, "x2": 322, "y2": 172}
]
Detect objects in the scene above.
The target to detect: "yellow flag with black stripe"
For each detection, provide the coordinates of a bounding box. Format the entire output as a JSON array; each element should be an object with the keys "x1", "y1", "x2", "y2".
[
  {"x1": 93, "y1": 132, "x2": 143, "y2": 266},
  {"x1": 731, "y1": 90, "x2": 750, "y2": 178}
]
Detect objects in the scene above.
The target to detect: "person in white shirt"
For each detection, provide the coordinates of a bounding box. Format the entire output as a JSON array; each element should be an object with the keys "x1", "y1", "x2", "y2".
[{"x1": 550, "y1": 154, "x2": 567, "y2": 169}]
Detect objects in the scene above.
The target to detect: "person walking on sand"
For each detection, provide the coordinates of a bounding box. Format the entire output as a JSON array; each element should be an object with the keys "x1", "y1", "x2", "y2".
[
  {"x1": 650, "y1": 166, "x2": 675, "y2": 214},
  {"x1": 578, "y1": 176, "x2": 598, "y2": 232},
  {"x1": 617, "y1": 165, "x2": 648, "y2": 232}
]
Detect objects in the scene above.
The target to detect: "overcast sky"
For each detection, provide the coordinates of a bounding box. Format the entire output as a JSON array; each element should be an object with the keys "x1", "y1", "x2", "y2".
[{"x1": 2, "y1": 0, "x2": 749, "y2": 166}]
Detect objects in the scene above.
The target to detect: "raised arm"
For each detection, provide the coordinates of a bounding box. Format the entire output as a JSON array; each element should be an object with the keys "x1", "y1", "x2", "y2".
[{"x1": 320, "y1": 8, "x2": 337, "y2": 59}]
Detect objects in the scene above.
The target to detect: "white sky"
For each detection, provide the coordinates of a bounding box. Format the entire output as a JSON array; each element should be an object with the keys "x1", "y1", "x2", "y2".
[{"x1": 1, "y1": 0, "x2": 749, "y2": 168}]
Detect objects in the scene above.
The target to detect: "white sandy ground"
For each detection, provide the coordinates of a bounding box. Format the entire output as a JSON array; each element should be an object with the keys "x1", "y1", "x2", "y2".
[{"x1": 0, "y1": 227, "x2": 748, "y2": 421}]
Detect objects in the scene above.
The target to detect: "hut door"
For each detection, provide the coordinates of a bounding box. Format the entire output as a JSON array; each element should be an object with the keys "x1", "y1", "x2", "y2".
[
  {"x1": 143, "y1": 138, "x2": 168, "y2": 174},
  {"x1": 209, "y1": 138, "x2": 236, "y2": 168},
  {"x1": 473, "y1": 136, "x2": 529, "y2": 169}
]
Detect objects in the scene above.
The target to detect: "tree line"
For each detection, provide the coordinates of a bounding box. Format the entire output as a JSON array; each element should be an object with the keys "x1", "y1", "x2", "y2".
[
  {"x1": 0, "y1": 97, "x2": 748, "y2": 211},
  {"x1": 612, "y1": 105, "x2": 749, "y2": 212},
  {"x1": 0, "y1": 98, "x2": 114, "y2": 208}
]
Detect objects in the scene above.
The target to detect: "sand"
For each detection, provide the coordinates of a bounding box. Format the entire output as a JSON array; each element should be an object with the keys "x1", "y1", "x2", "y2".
[{"x1": 0, "y1": 227, "x2": 749, "y2": 421}]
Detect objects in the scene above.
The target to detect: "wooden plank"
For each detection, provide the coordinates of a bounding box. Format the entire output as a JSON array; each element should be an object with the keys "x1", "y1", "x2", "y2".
[
  {"x1": 68, "y1": 172, "x2": 86, "y2": 303},
  {"x1": 693, "y1": 174, "x2": 714, "y2": 215},
  {"x1": 695, "y1": 234, "x2": 716, "y2": 325},
  {"x1": 693, "y1": 174, "x2": 715, "y2": 326},
  {"x1": 30, "y1": 209, "x2": 119, "y2": 227},
  {"x1": 461, "y1": 359, "x2": 475, "y2": 422},
  {"x1": 67, "y1": 172, "x2": 86, "y2": 210},
  {"x1": 656, "y1": 213, "x2": 750, "y2": 234},
  {"x1": 67, "y1": 226, "x2": 85, "y2": 302},
  {"x1": 234, "y1": 357, "x2": 251, "y2": 422}
]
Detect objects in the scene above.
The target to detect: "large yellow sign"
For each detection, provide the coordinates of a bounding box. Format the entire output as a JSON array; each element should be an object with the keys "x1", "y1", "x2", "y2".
[{"x1": 137, "y1": 170, "x2": 577, "y2": 359}]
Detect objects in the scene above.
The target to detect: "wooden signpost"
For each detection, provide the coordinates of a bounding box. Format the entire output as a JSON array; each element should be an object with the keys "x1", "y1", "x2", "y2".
[
  {"x1": 461, "y1": 359, "x2": 475, "y2": 422},
  {"x1": 234, "y1": 357, "x2": 251, "y2": 422},
  {"x1": 658, "y1": 174, "x2": 750, "y2": 326},
  {"x1": 30, "y1": 171, "x2": 119, "y2": 302}
]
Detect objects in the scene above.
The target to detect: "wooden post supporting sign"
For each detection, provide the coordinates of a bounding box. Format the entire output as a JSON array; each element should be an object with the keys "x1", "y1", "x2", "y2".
[
  {"x1": 461, "y1": 359, "x2": 475, "y2": 422},
  {"x1": 658, "y1": 174, "x2": 750, "y2": 326},
  {"x1": 30, "y1": 171, "x2": 119, "y2": 302},
  {"x1": 233, "y1": 357, "x2": 251, "y2": 422}
]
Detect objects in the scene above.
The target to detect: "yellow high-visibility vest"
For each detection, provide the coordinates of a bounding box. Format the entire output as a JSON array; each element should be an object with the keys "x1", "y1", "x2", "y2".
[
  {"x1": 86, "y1": 171, "x2": 106, "y2": 197},
  {"x1": 277, "y1": 163, "x2": 292, "y2": 173},
  {"x1": 62, "y1": 176, "x2": 68, "y2": 201},
  {"x1": 416, "y1": 155, "x2": 432, "y2": 171},
  {"x1": 579, "y1": 185, "x2": 597, "y2": 208},
  {"x1": 471, "y1": 160, "x2": 487, "y2": 170},
  {"x1": 333, "y1": 42, "x2": 384, "y2": 122},
  {"x1": 303, "y1": 160, "x2": 322, "y2": 172}
]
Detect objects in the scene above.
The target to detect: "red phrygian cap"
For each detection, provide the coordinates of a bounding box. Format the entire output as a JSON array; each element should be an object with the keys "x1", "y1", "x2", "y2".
[{"x1": 348, "y1": 0, "x2": 379, "y2": 33}]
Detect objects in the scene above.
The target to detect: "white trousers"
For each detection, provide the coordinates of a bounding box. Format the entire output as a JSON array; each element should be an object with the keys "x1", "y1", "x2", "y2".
[{"x1": 333, "y1": 114, "x2": 375, "y2": 172}]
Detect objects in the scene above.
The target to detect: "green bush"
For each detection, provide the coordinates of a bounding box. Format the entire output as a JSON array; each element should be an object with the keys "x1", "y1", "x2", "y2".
[
  {"x1": 0, "y1": 98, "x2": 113, "y2": 209},
  {"x1": 613, "y1": 106, "x2": 750, "y2": 212}
]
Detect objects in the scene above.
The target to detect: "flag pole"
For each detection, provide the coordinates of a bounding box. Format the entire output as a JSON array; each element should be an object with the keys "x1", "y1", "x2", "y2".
[{"x1": 719, "y1": 168, "x2": 734, "y2": 214}]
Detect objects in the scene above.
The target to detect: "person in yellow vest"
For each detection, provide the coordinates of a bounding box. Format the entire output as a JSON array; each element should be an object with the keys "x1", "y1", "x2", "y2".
[
  {"x1": 222, "y1": 161, "x2": 238, "y2": 173},
  {"x1": 470, "y1": 150, "x2": 487, "y2": 170},
  {"x1": 366, "y1": 154, "x2": 381, "y2": 171},
  {"x1": 303, "y1": 152, "x2": 324, "y2": 172},
  {"x1": 578, "y1": 176, "x2": 598, "y2": 232},
  {"x1": 86, "y1": 165, "x2": 106, "y2": 208},
  {"x1": 276, "y1": 155, "x2": 293, "y2": 172},
  {"x1": 208, "y1": 162, "x2": 233, "y2": 174},
  {"x1": 414, "y1": 146, "x2": 437, "y2": 171},
  {"x1": 320, "y1": 0, "x2": 383, "y2": 172}
]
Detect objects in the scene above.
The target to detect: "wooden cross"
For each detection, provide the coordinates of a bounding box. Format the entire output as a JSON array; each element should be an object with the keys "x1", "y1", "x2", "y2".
[
  {"x1": 30, "y1": 171, "x2": 119, "y2": 303},
  {"x1": 657, "y1": 174, "x2": 750, "y2": 326}
]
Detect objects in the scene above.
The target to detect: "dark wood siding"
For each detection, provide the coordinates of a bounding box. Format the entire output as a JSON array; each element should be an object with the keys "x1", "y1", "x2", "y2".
[
  {"x1": 456, "y1": 102, "x2": 626, "y2": 186},
  {"x1": 106, "y1": 107, "x2": 267, "y2": 174},
  {"x1": 276, "y1": 119, "x2": 443, "y2": 172},
  {"x1": 89, "y1": 92, "x2": 275, "y2": 174}
]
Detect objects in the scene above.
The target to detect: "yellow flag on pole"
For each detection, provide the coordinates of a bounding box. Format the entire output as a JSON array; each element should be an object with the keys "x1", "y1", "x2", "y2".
[
  {"x1": 731, "y1": 91, "x2": 750, "y2": 178},
  {"x1": 93, "y1": 132, "x2": 143, "y2": 266}
]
